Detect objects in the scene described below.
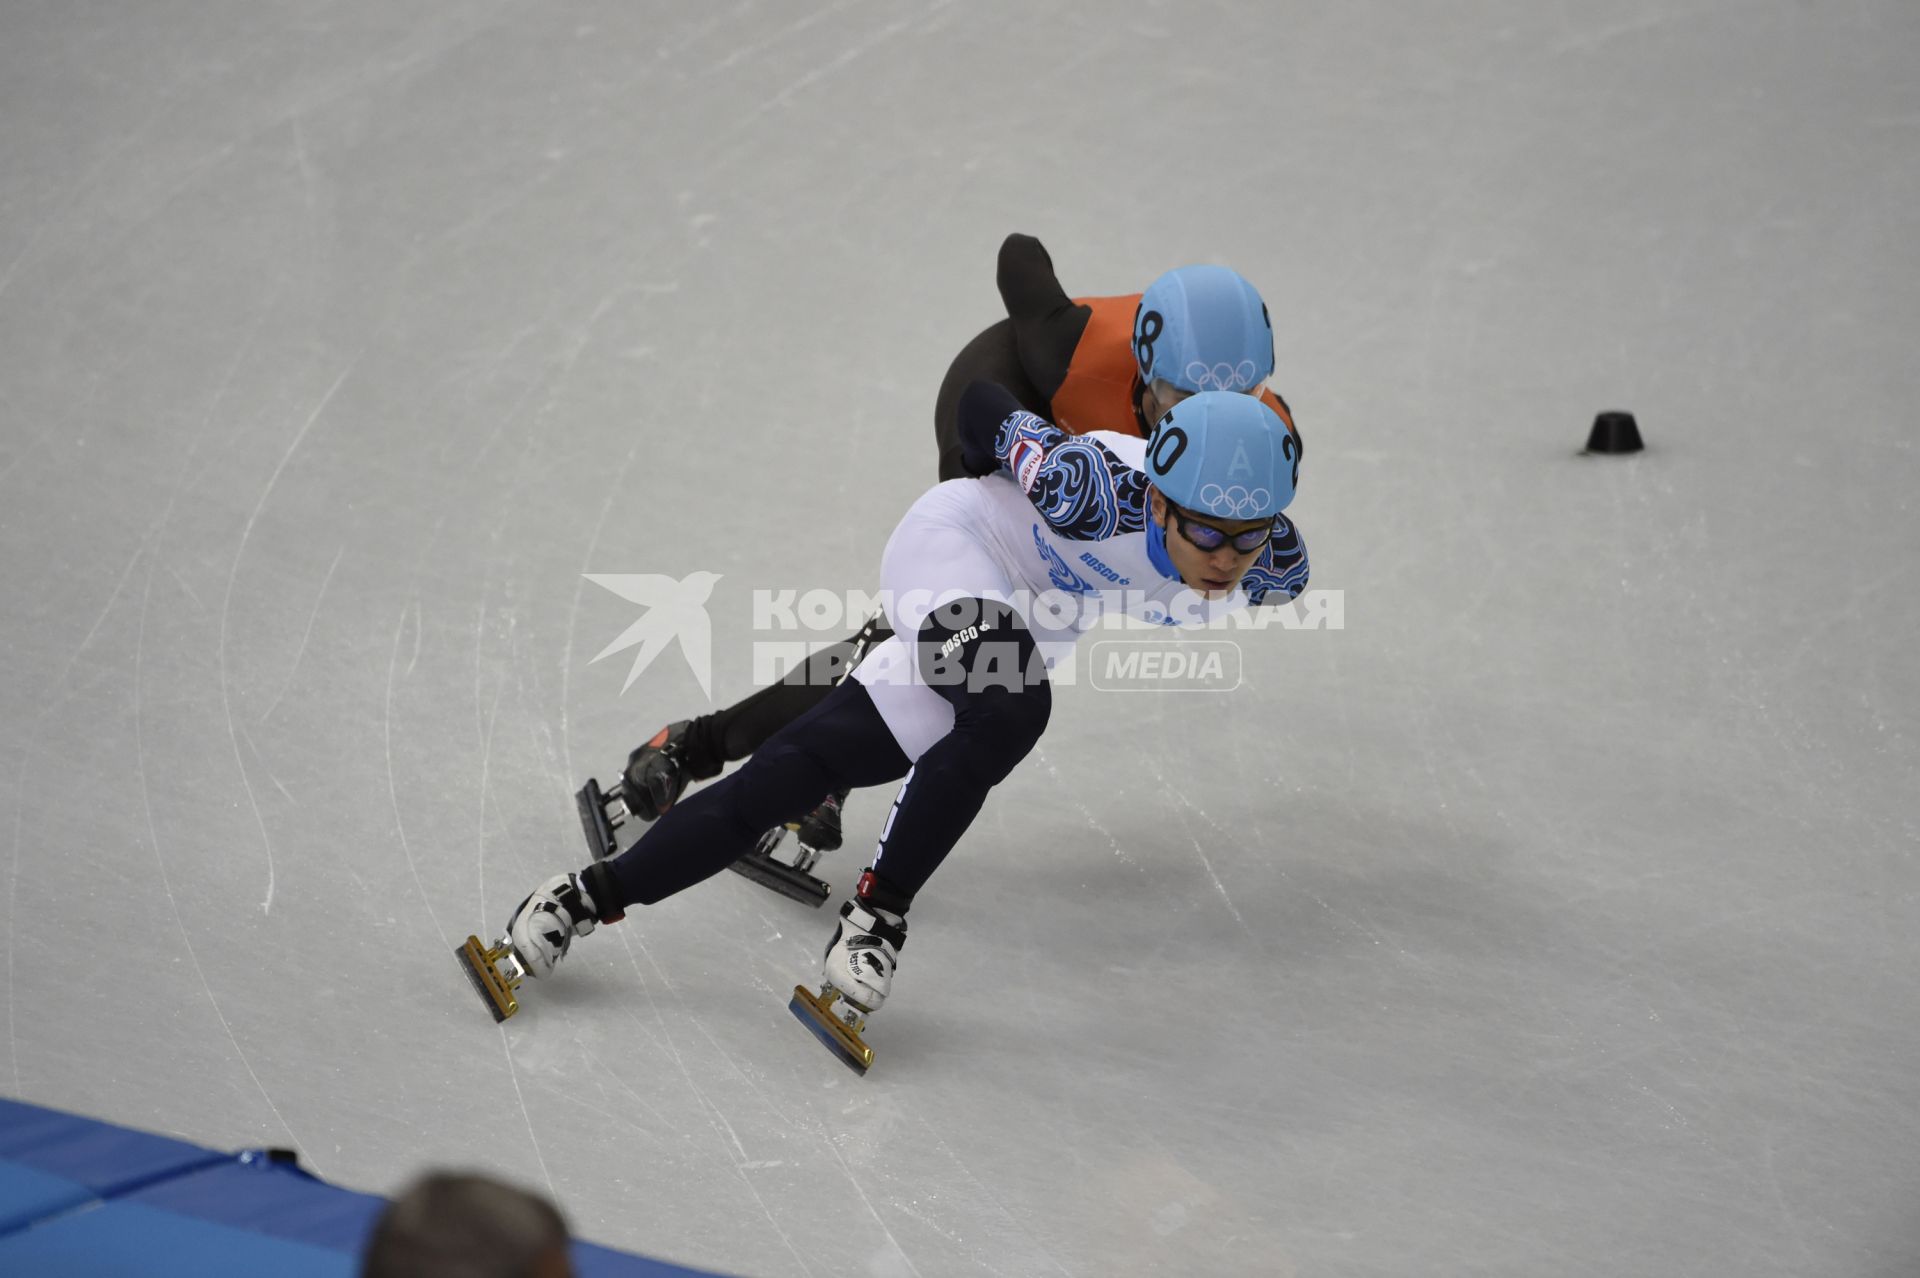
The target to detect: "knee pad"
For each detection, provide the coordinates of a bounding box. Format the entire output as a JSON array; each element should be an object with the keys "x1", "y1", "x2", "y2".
[{"x1": 914, "y1": 597, "x2": 1044, "y2": 698}]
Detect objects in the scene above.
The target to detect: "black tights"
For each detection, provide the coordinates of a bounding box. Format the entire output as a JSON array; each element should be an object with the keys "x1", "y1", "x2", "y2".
[{"x1": 596, "y1": 600, "x2": 1050, "y2": 913}]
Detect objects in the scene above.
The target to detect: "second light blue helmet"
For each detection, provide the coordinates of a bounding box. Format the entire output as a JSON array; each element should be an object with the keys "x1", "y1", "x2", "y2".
[
  {"x1": 1146, "y1": 391, "x2": 1297, "y2": 519},
  {"x1": 1133, "y1": 264, "x2": 1274, "y2": 394}
]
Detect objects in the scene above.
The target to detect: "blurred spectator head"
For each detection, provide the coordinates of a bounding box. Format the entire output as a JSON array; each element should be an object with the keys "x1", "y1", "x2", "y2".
[{"x1": 360, "y1": 1171, "x2": 572, "y2": 1278}]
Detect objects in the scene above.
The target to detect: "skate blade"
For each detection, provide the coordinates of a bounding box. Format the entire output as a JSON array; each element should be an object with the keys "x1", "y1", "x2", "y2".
[
  {"x1": 456, "y1": 935, "x2": 521, "y2": 1022},
  {"x1": 728, "y1": 853, "x2": 832, "y2": 907},
  {"x1": 574, "y1": 778, "x2": 621, "y2": 863},
  {"x1": 789, "y1": 985, "x2": 874, "y2": 1074}
]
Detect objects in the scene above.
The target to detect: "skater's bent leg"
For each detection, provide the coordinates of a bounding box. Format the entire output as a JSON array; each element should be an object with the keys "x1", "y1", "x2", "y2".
[
  {"x1": 866, "y1": 599, "x2": 1051, "y2": 902},
  {"x1": 597, "y1": 682, "x2": 911, "y2": 909}
]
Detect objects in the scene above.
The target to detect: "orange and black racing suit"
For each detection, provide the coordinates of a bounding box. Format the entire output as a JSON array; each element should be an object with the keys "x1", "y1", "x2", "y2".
[
  {"x1": 678, "y1": 233, "x2": 1304, "y2": 778},
  {"x1": 933, "y1": 233, "x2": 1299, "y2": 478}
]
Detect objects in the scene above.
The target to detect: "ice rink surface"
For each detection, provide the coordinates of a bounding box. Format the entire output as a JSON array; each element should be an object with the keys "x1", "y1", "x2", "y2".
[{"x1": 3, "y1": 2, "x2": 1918, "y2": 1274}]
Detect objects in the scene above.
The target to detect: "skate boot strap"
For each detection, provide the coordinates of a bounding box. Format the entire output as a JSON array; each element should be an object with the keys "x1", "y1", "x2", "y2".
[
  {"x1": 839, "y1": 899, "x2": 906, "y2": 950},
  {"x1": 855, "y1": 868, "x2": 914, "y2": 917},
  {"x1": 581, "y1": 861, "x2": 627, "y2": 924}
]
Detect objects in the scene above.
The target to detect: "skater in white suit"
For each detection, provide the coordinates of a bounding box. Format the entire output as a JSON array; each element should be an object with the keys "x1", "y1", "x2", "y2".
[{"x1": 462, "y1": 383, "x2": 1308, "y2": 1070}]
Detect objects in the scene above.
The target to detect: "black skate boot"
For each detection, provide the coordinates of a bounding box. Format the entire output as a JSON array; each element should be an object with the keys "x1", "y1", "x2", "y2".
[
  {"x1": 574, "y1": 721, "x2": 695, "y2": 864},
  {"x1": 794, "y1": 791, "x2": 846, "y2": 854},
  {"x1": 621, "y1": 720, "x2": 695, "y2": 821}
]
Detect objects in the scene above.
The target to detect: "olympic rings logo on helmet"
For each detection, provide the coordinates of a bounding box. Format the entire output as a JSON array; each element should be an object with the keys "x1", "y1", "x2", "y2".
[
  {"x1": 1196, "y1": 484, "x2": 1275, "y2": 519},
  {"x1": 1182, "y1": 360, "x2": 1261, "y2": 392}
]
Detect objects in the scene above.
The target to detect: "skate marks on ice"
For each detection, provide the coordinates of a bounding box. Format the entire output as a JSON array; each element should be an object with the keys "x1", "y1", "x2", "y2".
[
  {"x1": 506, "y1": 865, "x2": 1056, "y2": 1274},
  {"x1": 547, "y1": 921, "x2": 840, "y2": 1277},
  {"x1": 386, "y1": 596, "x2": 453, "y2": 950},
  {"x1": 218, "y1": 355, "x2": 364, "y2": 917},
  {"x1": 258, "y1": 537, "x2": 348, "y2": 724},
  {"x1": 137, "y1": 552, "x2": 303, "y2": 1159},
  {"x1": 93, "y1": 316, "x2": 309, "y2": 1161},
  {"x1": 2, "y1": 1, "x2": 1917, "y2": 1273}
]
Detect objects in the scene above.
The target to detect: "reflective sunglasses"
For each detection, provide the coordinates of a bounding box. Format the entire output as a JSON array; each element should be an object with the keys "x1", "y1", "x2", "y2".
[{"x1": 1167, "y1": 503, "x2": 1274, "y2": 554}]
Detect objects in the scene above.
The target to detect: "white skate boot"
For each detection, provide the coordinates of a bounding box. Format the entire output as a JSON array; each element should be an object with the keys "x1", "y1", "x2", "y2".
[
  {"x1": 823, "y1": 899, "x2": 904, "y2": 1013},
  {"x1": 457, "y1": 869, "x2": 617, "y2": 1022},
  {"x1": 790, "y1": 891, "x2": 907, "y2": 1073},
  {"x1": 507, "y1": 873, "x2": 602, "y2": 978}
]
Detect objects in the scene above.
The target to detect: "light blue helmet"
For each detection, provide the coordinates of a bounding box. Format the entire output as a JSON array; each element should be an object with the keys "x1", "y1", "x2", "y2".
[
  {"x1": 1133, "y1": 265, "x2": 1274, "y2": 394},
  {"x1": 1146, "y1": 391, "x2": 1297, "y2": 519}
]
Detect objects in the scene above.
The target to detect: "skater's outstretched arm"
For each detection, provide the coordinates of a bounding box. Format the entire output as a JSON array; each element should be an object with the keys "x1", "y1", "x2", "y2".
[{"x1": 956, "y1": 380, "x2": 1146, "y2": 541}]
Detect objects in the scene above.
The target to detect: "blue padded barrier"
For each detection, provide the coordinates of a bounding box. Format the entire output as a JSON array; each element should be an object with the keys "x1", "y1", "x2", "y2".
[
  {"x1": 0, "y1": 1199, "x2": 358, "y2": 1277},
  {"x1": 0, "y1": 1098, "x2": 729, "y2": 1276}
]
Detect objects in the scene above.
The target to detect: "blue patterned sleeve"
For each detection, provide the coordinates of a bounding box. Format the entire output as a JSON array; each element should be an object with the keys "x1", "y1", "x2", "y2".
[
  {"x1": 993, "y1": 412, "x2": 1148, "y2": 540},
  {"x1": 1239, "y1": 514, "x2": 1310, "y2": 605}
]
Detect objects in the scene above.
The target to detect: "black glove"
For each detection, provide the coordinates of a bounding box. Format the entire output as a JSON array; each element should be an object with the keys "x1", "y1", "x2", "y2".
[{"x1": 957, "y1": 380, "x2": 1023, "y2": 477}]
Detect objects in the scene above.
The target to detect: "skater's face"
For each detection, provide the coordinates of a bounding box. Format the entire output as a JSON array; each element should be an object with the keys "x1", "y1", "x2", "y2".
[{"x1": 1151, "y1": 488, "x2": 1271, "y2": 598}]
